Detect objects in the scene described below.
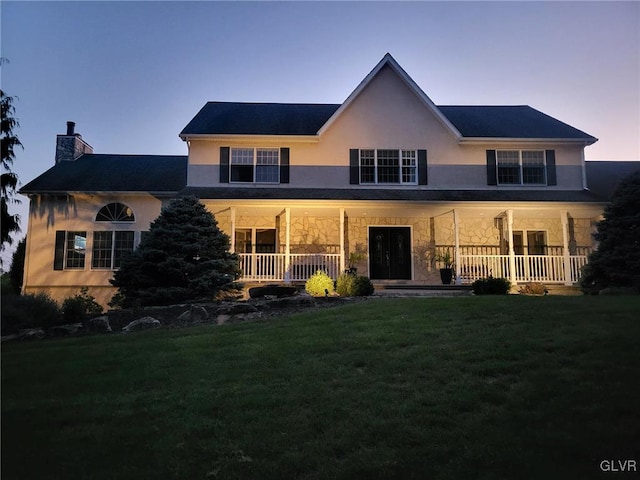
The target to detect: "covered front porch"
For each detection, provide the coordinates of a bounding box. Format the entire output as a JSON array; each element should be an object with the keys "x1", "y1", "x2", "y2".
[{"x1": 205, "y1": 200, "x2": 601, "y2": 286}]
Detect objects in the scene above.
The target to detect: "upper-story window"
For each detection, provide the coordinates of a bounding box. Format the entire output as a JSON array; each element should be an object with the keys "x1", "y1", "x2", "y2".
[
  {"x1": 96, "y1": 202, "x2": 135, "y2": 222},
  {"x1": 497, "y1": 150, "x2": 546, "y2": 185},
  {"x1": 359, "y1": 149, "x2": 417, "y2": 185},
  {"x1": 231, "y1": 148, "x2": 279, "y2": 183}
]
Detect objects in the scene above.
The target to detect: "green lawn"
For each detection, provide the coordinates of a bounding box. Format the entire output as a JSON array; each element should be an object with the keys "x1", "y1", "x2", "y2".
[{"x1": 2, "y1": 296, "x2": 639, "y2": 479}]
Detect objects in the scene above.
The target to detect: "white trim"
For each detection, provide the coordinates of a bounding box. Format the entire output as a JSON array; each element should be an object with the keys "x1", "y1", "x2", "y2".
[
  {"x1": 317, "y1": 53, "x2": 462, "y2": 139},
  {"x1": 180, "y1": 134, "x2": 319, "y2": 143},
  {"x1": 460, "y1": 137, "x2": 597, "y2": 145},
  {"x1": 561, "y1": 211, "x2": 573, "y2": 286}
]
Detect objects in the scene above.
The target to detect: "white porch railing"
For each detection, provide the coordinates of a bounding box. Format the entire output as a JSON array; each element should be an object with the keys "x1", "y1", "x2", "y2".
[
  {"x1": 570, "y1": 255, "x2": 589, "y2": 283},
  {"x1": 238, "y1": 253, "x2": 341, "y2": 282},
  {"x1": 458, "y1": 254, "x2": 589, "y2": 284}
]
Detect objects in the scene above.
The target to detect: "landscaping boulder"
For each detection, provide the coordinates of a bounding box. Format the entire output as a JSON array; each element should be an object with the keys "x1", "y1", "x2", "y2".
[
  {"x1": 176, "y1": 305, "x2": 209, "y2": 324},
  {"x1": 599, "y1": 286, "x2": 638, "y2": 296},
  {"x1": 262, "y1": 295, "x2": 315, "y2": 310},
  {"x1": 16, "y1": 329, "x2": 46, "y2": 341},
  {"x1": 122, "y1": 316, "x2": 161, "y2": 332},
  {"x1": 249, "y1": 285, "x2": 297, "y2": 299},
  {"x1": 217, "y1": 303, "x2": 258, "y2": 316},
  {"x1": 85, "y1": 316, "x2": 112, "y2": 333},
  {"x1": 49, "y1": 323, "x2": 84, "y2": 337}
]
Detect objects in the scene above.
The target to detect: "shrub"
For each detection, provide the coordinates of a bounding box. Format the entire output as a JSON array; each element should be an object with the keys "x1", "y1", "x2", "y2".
[
  {"x1": 518, "y1": 282, "x2": 548, "y2": 295},
  {"x1": 472, "y1": 277, "x2": 511, "y2": 295},
  {"x1": 1, "y1": 292, "x2": 62, "y2": 335},
  {"x1": 336, "y1": 273, "x2": 374, "y2": 297},
  {"x1": 61, "y1": 288, "x2": 103, "y2": 323},
  {"x1": 305, "y1": 270, "x2": 335, "y2": 297},
  {"x1": 111, "y1": 196, "x2": 240, "y2": 307}
]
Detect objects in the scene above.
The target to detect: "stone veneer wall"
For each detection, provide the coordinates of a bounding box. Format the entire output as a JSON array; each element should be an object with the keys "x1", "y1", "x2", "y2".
[
  {"x1": 435, "y1": 215, "x2": 594, "y2": 250},
  {"x1": 283, "y1": 216, "x2": 341, "y2": 254}
]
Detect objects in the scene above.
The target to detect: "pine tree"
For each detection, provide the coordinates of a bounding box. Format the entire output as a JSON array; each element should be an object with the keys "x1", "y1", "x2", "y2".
[
  {"x1": 8, "y1": 237, "x2": 25, "y2": 294},
  {"x1": 111, "y1": 196, "x2": 240, "y2": 306},
  {"x1": 1, "y1": 60, "x2": 23, "y2": 249},
  {"x1": 581, "y1": 170, "x2": 640, "y2": 294}
]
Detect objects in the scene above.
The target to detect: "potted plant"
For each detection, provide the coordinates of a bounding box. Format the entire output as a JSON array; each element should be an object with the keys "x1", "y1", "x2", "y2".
[
  {"x1": 347, "y1": 251, "x2": 367, "y2": 275},
  {"x1": 435, "y1": 249, "x2": 454, "y2": 285}
]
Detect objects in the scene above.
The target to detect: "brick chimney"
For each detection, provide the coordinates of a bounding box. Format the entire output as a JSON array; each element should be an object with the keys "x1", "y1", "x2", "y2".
[{"x1": 55, "y1": 121, "x2": 93, "y2": 164}]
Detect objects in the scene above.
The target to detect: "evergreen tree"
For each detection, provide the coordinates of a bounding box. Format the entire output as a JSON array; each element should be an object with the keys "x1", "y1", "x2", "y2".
[
  {"x1": 581, "y1": 170, "x2": 640, "y2": 294},
  {"x1": 1, "y1": 60, "x2": 23, "y2": 249},
  {"x1": 111, "y1": 196, "x2": 240, "y2": 307},
  {"x1": 8, "y1": 237, "x2": 25, "y2": 295}
]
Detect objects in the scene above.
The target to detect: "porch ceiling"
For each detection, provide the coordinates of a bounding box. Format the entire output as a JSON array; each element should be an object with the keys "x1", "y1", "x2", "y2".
[{"x1": 204, "y1": 200, "x2": 603, "y2": 220}]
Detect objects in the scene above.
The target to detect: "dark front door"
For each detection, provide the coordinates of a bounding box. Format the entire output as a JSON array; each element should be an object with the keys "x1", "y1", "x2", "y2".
[{"x1": 368, "y1": 227, "x2": 412, "y2": 280}]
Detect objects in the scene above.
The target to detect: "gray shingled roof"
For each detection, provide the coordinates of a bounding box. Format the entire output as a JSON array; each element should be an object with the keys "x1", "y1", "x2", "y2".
[
  {"x1": 180, "y1": 186, "x2": 606, "y2": 203},
  {"x1": 585, "y1": 161, "x2": 640, "y2": 199},
  {"x1": 438, "y1": 105, "x2": 597, "y2": 140},
  {"x1": 180, "y1": 102, "x2": 596, "y2": 141},
  {"x1": 180, "y1": 102, "x2": 341, "y2": 136},
  {"x1": 20, "y1": 154, "x2": 187, "y2": 194}
]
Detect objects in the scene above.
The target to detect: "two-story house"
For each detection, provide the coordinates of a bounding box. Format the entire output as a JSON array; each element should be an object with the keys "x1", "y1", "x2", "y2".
[{"x1": 20, "y1": 54, "x2": 608, "y2": 306}]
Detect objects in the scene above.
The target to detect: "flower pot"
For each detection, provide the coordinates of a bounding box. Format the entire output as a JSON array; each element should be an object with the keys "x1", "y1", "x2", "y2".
[{"x1": 440, "y1": 268, "x2": 453, "y2": 285}]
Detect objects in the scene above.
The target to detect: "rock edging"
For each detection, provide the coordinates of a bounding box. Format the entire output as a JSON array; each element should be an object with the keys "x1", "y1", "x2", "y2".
[{"x1": 1, "y1": 294, "x2": 368, "y2": 342}]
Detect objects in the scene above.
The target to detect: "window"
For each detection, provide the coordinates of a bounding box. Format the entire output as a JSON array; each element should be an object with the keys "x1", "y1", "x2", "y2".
[
  {"x1": 65, "y1": 231, "x2": 87, "y2": 269},
  {"x1": 92, "y1": 231, "x2": 135, "y2": 269},
  {"x1": 359, "y1": 149, "x2": 417, "y2": 184},
  {"x1": 512, "y1": 231, "x2": 548, "y2": 255},
  {"x1": 497, "y1": 150, "x2": 546, "y2": 185},
  {"x1": 96, "y1": 203, "x2": 135, "y2": 222},
  {"x1": 230, "y1": 148, "x2": 280, "y2": 183}
]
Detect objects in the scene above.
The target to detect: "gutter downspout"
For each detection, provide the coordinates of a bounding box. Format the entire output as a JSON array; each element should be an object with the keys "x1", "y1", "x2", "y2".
[{"x1": 581, "y1": 143, "x2": 588, "y2": 190}]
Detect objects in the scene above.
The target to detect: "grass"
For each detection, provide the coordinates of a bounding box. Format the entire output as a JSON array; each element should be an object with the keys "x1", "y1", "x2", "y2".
[{"x1": 2, "y1": 296, "x2": 640, "y2": 479}]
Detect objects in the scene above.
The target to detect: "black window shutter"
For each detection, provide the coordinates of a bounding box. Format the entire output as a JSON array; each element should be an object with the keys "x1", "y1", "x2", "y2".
[
  {"x1": 546, "y1": 150, "x2": 557, "y2": 185},
  {"x1": 418, "y1": 149, "x2": 428, "y2": 185},
  {"x1": 54, "y1": 231, "x2": 65, "y2": 270},
  {"x1": 220, "y1": 147, "x2": 230, "y2": 183},
  {"x1": 349, "y1": 149, "x2": 359, "y2": 184},
  {"x1": 280, "y1": 147, "x2": 290, "y2": 184},
  {"x1": 486, "y1": 150, "x2": 497, "y2": 185}
]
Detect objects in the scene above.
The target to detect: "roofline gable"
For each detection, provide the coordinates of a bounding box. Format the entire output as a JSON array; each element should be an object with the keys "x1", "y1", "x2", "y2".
[{"x1": 317, "y1": 53, "x2": 462, "y2": 139}]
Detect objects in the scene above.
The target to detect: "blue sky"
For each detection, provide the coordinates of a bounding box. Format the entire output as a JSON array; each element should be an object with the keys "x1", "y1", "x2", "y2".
[{"x1": 1, "y1": 1, "x2": 639, "y2": 266}]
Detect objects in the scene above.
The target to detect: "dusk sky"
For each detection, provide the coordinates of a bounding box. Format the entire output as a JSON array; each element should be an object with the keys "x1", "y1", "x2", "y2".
[{"x1": 1, "y1": 1, "x2": 639, "y2": 266}]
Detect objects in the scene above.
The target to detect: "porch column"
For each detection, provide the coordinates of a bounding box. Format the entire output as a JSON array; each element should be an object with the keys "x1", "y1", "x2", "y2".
[
  {"x1": 453, "y1": 209, "x2": 461, "y2": 281},
  {"x1": 561, "y1": 210, "x2": 572, "y2": 285},
  {"x1": 507, "y1": 209, "x2": 517, "y2": 286},
  {"x1": 285, "y1": 207, "x2": 291, "y2": 283},
  {"x1": 339, "y1": 208, "x2": 345, "y2": 273},
  {"x1": 230, "y1": 207, "x2": 236, "y2": 253}
]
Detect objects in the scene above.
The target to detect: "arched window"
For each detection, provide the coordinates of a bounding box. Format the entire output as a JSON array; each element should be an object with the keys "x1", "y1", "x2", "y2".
[{"x1": 96, "y1": 203, "x2": 135, "y2": 222}]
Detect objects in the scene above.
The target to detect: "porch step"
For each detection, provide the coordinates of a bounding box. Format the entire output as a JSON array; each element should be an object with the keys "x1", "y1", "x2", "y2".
[
  {"x1": 375, "y1": 284, "x2": 473, "y2": 292},
  {"x1": 544, "y1": 285, "x2": 583, "y2": 296},
  {"x1": 373, "y1": 284, "x2": 473, "y2": 297}
]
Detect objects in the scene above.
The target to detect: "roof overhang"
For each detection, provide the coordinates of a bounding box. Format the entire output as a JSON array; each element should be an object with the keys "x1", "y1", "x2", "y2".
[
  {"x1": 179, "y1": 134, "x2": 320, "y2": 144},
  {"x1": 458, "y1": 137, "x2": 599, "y2": 145},
  {"x1": 22, "y1": 190, "x2": 181, "y2": 197}
]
